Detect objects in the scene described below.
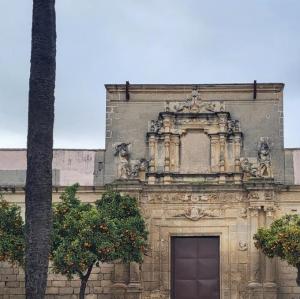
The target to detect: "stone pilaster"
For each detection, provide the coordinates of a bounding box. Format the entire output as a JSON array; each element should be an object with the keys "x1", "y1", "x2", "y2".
[
  {"x1": 234, "y1": 134, "x2": 242, "y2": 172},
  {"x1": 248, "y1": 206, "x2": 262, "y2": 288},
  {"x1": 127, "y1": 262, "x2": 142, "y2": 299},
  {"x1": 263, "y1": 207, "x2": 278, "y2": 298},
  {"x1": 164, "y1": 134, "x2": 170, "y2": 173},
  {"x1": 210, "y1": 135, "x2": 219, "y2": 172},
  {"x1": 172, "y1": 135, "x2": 180, "y2": 172}
]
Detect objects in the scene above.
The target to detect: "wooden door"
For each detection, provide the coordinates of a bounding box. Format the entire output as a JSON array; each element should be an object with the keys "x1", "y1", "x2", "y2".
[{"x1": 171, "y1": 236, "x2": 220, "y2": 299}]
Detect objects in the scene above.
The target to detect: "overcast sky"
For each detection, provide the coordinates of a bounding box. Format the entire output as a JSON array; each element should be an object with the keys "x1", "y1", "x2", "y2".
[{"x1": 0, "y1": 0, "x2": 299, "y2": 149}]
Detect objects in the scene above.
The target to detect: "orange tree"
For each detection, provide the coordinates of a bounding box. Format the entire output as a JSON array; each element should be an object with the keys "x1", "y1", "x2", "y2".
[
  {"x1": 0, "y1": 195, "x2": 24, "y2": 267},
  {"x1": 51, "y1": 185, "x2": 148, "y2": 299},
  {"x1": 0, "y1": 186, "x2": 148, "y2": 299},
  {"x1": 254, "y1": 214, "x2": 300, "y2": 285}
]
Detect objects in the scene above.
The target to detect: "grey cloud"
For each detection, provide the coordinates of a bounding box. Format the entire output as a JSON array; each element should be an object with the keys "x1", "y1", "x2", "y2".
[{"x1": 0, "y1": 0, "x2": 299, "y2": 148}]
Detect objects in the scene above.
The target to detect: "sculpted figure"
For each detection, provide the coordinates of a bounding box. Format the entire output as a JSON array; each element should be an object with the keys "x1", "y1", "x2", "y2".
[
  {"x1": 114, "y1": 143, "x2": 131, "y2": 179},
  {"x1": 257, "y1": 138, "x2": 272, "y2": 177},
  {"x1": 241, "y1": 158, "x2": 257, "y2": 178}
]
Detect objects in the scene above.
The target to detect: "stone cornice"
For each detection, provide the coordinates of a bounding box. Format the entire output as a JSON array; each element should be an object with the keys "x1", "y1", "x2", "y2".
[{"x1": 105, "y1": 83, "x2": 284, "y2": 93}]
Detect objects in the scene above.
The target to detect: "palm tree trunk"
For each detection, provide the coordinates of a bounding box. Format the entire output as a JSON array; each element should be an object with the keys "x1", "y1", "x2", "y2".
[{"x1": 25, "y1": 1, "x2": 56, "y2": 298}]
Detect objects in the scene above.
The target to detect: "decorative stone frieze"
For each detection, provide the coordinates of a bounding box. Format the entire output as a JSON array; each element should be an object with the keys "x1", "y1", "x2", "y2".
[{"x1": 174, "y1": 206, "x2": 221, "y2": 221}]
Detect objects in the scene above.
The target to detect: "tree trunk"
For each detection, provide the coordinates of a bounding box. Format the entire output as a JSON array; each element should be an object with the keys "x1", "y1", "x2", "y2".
[
  {"x1": 25, "y1": 1, "x2": 56, "y2": 299},
  {"x1": 297, "y1": 264, "x2": 300, "y2": 286},
  {"x1": 79, "y1": 264, "x2": 94, "y2": 299}
]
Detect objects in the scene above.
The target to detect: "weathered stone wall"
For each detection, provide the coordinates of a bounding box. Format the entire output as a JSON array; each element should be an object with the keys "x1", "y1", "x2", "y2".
[
  {"x1": 292, "y1": 149, "x2": 300, "y2": 185},
  {"x1": 0, "y1": 149, "x2": 104, "y2": 187},
  {"x1": 103, "y1": 83, "x2": 287, "y2": 185},
  {"x1": 0, "y1": 188, "x2": 114, "y2": 299},
  {"x1": 1, "y1": 186, "x2": 300, "y2": 298}
]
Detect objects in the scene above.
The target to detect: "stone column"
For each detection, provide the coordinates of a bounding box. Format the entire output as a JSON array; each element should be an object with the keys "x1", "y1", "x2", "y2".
[
  {"x1": 248, "y1": 206, "x2": 262, "y2": 288},
  {"x1": 219, "y1": 134, "x2": 225, "y2": 172},
  {"x1": 233, "y1": 134, "x2": 242, "y2": 183},
  {"x1": 164, "y1": 134, "x2": 170, "y2": 173},
  {"x1": 148, "y1": 135, "x2": 156, "y2": 172},
  {"x1": 128, "y1": 262, "x2": 141, "y2": 287},
  {"x1": 210, "y1": 135, "x2": 219, "y2": 172},
  {"x1": 172, "y1": 135, "x2": 180, "y2": 172},
  {"x1": 112, "y1": 263, "x2": 129, "y2": 299},
  {"x1": 148, "y1": 135, "x2": 156, "y2": 184},
  {"x1": 234, "y1": 134, "x2": 242, "y2": 172},
  {"x1": 264, "y1": 207, "x2": 277, "y2": 288},
  {"x1": 164, "y1": 134, "x2": 171, "y2": 184},
  {"x1": 217, "y1": 113, "x2": 227, "y2": 176}
]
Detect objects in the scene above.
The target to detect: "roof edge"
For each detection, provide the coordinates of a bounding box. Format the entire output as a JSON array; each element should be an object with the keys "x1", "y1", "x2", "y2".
[{"x1": 105, "y1": 82, "x2": 285, "y2": 92}]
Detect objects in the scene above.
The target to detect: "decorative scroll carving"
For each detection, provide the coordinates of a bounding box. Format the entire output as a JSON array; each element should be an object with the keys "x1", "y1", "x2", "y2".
[
  {"x1": 248, "y1": 206, "x2": 261, "y2": 217},
  {"x1": 149, "y1": 118, "x2": 163, "y2": 133},
  {"x1": 238, "y1": 241, "x2": 248, "y2": 251},
  {"x1": 131, "y1": 159, "x2": 149, "y2": 177},
  {"x1": 169, "y1": 90, "x2": 225, "y2": 113},
  {"x1": 175, "y1": 207, "x2": 220, "y2": 221},
  {"x1": 248, "y1": 192, "x2": 260, "y2": 200},
  {"x1": 264, "y1": 191, "x2": 273, "y2": 201},
  {"x1": 184, "y1": 193, "x2": 218, "y2": 202},
  {"x1": 239, "y1": 208, "x2": 248, "y2": 218},
  {"x1": 145, "y1": 192, "x2": 246, "y2": 203},
  {"x1": 227, "y1": 119, "x2": 240, "y2": 135},
  {"x1": 257, "y1": 137, "x2": 272, "y2": 177}
]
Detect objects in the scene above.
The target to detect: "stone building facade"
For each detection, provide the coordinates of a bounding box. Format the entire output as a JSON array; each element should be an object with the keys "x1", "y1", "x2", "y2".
[{"x1": 0, "y1": 83, "x2": 300, "y2": 299}]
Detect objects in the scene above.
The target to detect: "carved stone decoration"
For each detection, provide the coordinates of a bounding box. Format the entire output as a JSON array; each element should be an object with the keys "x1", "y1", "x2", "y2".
[
  {"x1": 170, "y1": 89, "x2": 225, "y2": 113},
  {"x1": 131, "y1": 159, "x2": 149, "y2": 177},
  {"x1": 114, "y1": 143, "x2": 148, "y2": 180},
  {"x1": 183, "y1": 193, "x2": 217, "y2": 202},
  {"x1": 240, "y1": 138, "x2": 273, "y2": 181},
  {"x1": 257, "y1": 137, "x2": 273, "y2": 177},
  {"x1": 114, "y1": 143, "x2": 131, "y2": 179},
  {"x1": 264, "y1": 191, "x2": 273, "y2": 201},
  {"x1": 239, "y1": 208, "x2": 248, "y2": 218},
  {"x1": 175, "y1": 207, "x2": 220, "y2": 221},
  {"x1": 238, "y1": 241, "x2": 248, "y2": 251},
  {"x1": 227, "y1": 119, "x2": 240, "y2": 135},
  {"x1": 149, "y1": 118, "x2": 163, "y2": 133},
  {"x1": 240, "y1": 158, "x2": 258, "y2": 178},
  {"x1": 248, "y1": 192, "x2": 260, "y2": 201}
]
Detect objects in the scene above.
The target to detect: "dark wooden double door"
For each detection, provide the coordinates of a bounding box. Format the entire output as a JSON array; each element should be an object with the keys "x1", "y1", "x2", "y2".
[{"x1": 171, "y1": 236, "x2": 220, "y2": 299}]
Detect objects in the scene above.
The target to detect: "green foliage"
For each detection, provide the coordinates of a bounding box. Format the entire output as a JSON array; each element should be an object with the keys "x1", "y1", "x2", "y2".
[
  {"x1": 0, "y1": 184, "x2": 148, "y2": 293},
  {"x1": 51, "y1": 185, "x2": 148, "y2": 280},
  {"x1": 254, "y1": 214, "x2": 300, "y2": 267},
  {"x1": 96, "y1": 191, "x2": 148, "y2": 263},
  {"x1": 0, "y1": 196, "x2": 24, "y2": 267}
]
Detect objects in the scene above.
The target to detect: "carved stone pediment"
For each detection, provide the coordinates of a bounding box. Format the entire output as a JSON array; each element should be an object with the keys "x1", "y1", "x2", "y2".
[
  {"x1": 146, "y1": 89, "x2": 244, "y2": 184},
  {"x1": 168, "y1": 89, "x2": 225, "y2": 113}
]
